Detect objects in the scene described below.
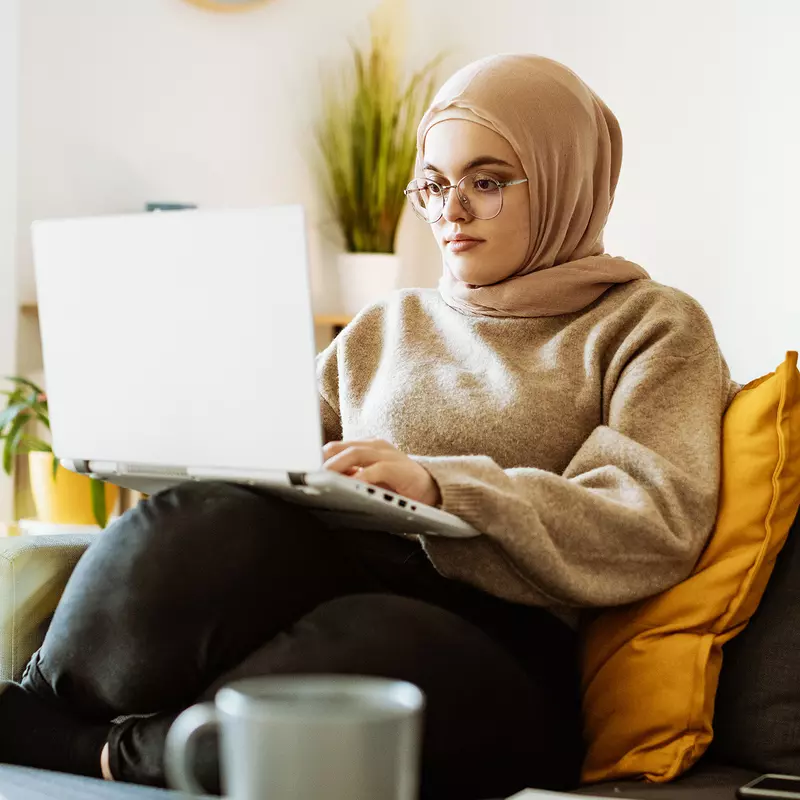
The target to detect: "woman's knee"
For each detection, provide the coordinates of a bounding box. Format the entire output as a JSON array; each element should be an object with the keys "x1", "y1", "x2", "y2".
[
  {"x1": 89, "y1": 481, "x2": 318, "y2": 580},
  {"x1": 132, "y1": 480, "x2": 295, "y2": 545},
  {"x1": 26, "y1": 483, "x2": 326, "y2": 716},
  {"x1": 249, "y1": 593, "x2": 535, "y2": 694}
]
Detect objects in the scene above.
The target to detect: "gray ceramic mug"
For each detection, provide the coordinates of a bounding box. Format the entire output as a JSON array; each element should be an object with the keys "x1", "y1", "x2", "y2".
[{"x1": 165, "y1": 675, "x2": 425, "y2": 800}]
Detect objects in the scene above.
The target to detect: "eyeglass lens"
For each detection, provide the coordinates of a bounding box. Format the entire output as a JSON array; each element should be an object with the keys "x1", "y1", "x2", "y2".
[{"x1": 406, "y1": 174, "x2": 504, "y2": 222}]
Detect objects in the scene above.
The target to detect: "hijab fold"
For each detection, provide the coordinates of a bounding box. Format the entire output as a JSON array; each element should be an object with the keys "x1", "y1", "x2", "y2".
[{"x1": 417, "y1": 55, "x2": 650, "y2": 318}]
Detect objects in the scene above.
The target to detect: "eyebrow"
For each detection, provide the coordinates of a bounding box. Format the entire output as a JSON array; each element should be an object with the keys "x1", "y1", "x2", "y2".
[{"x1": 422, "y1": 156, "x2": 514, "y2": 174}]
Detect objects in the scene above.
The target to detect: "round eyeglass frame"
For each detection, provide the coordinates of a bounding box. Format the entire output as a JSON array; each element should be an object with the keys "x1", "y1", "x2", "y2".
[{"x1": 403, "y1": 174, "x2": 528, "y2": 224}]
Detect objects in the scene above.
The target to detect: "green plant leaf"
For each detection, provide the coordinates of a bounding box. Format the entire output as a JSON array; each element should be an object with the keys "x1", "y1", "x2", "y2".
[
  {"x1": 90, "y1": 478, "x2": 108, "y2": 528},
  {"x1": 1, "y1": 374, "x2": 50, "y2": 442},
  {"x1": 5, "y1": 376, "x2": 45, "y2": 396},
  {"x1": 15, "y1": 435, "x2": 51, "y2": 453},
  {"x1": 1, "y1": 439, "x2": 12, "y2": 477},
  {"x1": 52, "y1": 452, "x2": 59, "y2": 479},
  {"x1": 2, "y1": 412, "x2": 31, "y2": 475},
  {"x1": 0, "y1": 403, "x2": 27, "y2": 436},
  {"x1": 32, "y1": 408, "x2": 50, "y2": 429},
  {"x1": 314, "y1": 26, "x2": 442, "y2": 254}
]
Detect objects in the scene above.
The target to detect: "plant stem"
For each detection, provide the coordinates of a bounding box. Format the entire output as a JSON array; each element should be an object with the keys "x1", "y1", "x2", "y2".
[{"x1": 90, "y1": 479, "x2": 108, "y2": 528}]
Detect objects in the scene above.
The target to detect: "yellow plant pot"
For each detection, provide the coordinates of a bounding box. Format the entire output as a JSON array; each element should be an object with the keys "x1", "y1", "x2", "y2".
[{"x1": 28, "y1": 452, "x2": 119, "y2": 526}]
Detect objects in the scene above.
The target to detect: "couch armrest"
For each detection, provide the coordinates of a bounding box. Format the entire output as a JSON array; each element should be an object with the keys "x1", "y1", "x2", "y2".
[{"x1": 0, "y1": 535, "x2": 95, "y2": 682}]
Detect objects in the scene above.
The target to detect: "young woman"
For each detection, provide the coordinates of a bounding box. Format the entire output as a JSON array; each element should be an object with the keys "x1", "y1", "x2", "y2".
[{"x1": 0, "y1": 54, "x2": 737, "y2": 800}]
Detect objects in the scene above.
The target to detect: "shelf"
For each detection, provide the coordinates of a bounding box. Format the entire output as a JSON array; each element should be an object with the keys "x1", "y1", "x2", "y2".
[
  {"x1": 313, "y1": 314, "x2": 354, "y2": 327},
  {"x1": 18, "y1": 304, "x2": 353, "y2": 329}
]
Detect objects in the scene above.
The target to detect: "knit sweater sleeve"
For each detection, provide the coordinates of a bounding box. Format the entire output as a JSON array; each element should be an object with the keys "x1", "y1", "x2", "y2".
[
  {"x1": 412, "y1": 336, "x2": 735, "y2": 610},
  {"x1": 315, "y1": 338, "x2": 342, "y2": 445}
]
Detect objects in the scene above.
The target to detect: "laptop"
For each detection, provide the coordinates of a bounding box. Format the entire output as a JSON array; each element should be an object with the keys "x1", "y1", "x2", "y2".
[{"x1": 30, "y1": 205, "x2": 480, "y2": 538}]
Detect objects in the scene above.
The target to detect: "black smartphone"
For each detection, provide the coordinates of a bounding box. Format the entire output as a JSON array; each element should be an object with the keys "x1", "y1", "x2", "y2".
[{"x1": 738, "y1": 774, "x2": 800, "y2": 798}]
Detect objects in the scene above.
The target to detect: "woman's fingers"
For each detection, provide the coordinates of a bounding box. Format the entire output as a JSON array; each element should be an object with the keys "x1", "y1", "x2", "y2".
[
  {"x1": 321, "y1": 439, "x2": 413, "y2": 496},
  {"x1": 322, "y1": 445, "x2": 385, "y2": 474},
  {"x1": 351, "y1": 463, "x2": 402, "y2": 493},
  {"x1": 322, "y1": 438, "x2": 396, "y2": 460},
  {"x1": 322, "y1": 442, "x2": 438, "y2": 503}
]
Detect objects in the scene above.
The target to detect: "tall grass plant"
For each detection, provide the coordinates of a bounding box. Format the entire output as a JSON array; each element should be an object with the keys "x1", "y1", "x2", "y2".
[{"x1": 316, "y1": 29, "x2": 441, "y2": 254}]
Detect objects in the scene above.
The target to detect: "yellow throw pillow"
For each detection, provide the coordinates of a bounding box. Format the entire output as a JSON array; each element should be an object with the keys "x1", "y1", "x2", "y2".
[{"x1": 581, "y1": 351, "x2": 800, "y2": 784}]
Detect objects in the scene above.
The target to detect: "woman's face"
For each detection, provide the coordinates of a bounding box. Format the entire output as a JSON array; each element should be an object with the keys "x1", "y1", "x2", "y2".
[{"x1": 422, "y1": 119, "x2": 530, "y2": 287}]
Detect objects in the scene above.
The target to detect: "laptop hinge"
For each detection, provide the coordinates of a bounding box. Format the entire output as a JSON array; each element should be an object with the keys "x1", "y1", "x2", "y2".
[
  {"x1": 69, "y1": 459, "x2": 92, "y2": 475},
  {"x1": 186, "y1": 467, "x2": 292, "y2": 486}
]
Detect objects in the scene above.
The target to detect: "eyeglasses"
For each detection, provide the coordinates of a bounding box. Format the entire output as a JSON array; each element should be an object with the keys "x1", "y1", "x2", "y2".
[{"x1": 404, "y1": 173, "x2": 528, "y2": 224}]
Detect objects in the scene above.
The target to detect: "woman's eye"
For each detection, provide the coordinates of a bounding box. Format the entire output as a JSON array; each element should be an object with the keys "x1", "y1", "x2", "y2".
[
  {"x1": 425, "y1": 182, "x2": 443, "y2": 195},
  {"x1": 473, "y1": 178, "x2": 497, "y2": 192}
]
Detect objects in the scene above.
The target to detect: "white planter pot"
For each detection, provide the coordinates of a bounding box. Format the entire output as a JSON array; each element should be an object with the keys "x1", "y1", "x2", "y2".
[{"x1": 336, "y1": 252, "x2": 401, "y2": 316}]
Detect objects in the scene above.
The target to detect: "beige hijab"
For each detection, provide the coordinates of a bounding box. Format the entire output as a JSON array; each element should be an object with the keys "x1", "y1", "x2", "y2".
[{"x1": 417, "y1": 54, "x2": 650, "y2": 318}]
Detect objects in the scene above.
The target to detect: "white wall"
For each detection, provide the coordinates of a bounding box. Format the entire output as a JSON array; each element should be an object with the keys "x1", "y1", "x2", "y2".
[
  {"x1": 18, "y1": 0, "x2": 396, "y2": 312},
  {"x1": 729, "y1": 0, "x2": 800, "y2": 384},
  {"x1": 0, "y1": 0, "x2": 20, "y2": 522},
  {"x1": 18, "y1": 0, "x2": 800, "y2": 384}
]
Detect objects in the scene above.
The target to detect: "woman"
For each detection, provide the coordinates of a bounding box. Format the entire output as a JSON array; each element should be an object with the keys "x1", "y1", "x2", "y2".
[{"x1": 0, "y1": 54, "x2": 736, "y2": 799}]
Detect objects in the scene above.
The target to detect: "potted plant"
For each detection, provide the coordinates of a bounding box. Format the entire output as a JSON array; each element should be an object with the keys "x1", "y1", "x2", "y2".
[
  {"x1": 315, "y1": 26, "x2": 441, "y2": 315},
  {"x1": 0, "y1": 376, "x2": 117, "y2": 528}
]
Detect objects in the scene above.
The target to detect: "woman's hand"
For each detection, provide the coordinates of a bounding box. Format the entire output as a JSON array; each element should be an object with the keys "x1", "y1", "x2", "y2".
[{"x1": 322, "y1": 438, "x2": 442, "y2": 507}]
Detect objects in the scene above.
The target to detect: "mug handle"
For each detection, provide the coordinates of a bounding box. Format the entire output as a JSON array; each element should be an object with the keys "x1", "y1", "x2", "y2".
[{"x1": 164, "y1": 702, "x2": 219, "y2": 795}]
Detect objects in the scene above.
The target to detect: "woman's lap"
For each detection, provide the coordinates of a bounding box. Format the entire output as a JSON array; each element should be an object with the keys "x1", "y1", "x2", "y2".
[
  {"x1": 19, "y1": 481, "x2": 584, "y2": 797},
  {"x1": 22, "y1": 481, "x2": 380, "y2": 716}
]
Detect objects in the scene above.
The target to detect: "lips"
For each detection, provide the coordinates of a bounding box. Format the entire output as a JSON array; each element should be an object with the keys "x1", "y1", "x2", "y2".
[
  {"x1": 445, "y1": 234, "x2": 482, "y2": 244},
  {"x1": 446, "y1": 237, "x2": 483, "y2": 253}
]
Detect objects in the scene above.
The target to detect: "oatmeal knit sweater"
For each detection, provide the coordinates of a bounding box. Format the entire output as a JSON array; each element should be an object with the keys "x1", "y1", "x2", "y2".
[{"x1": 316, "y1": 280, "x2": 738, "y2": 624}]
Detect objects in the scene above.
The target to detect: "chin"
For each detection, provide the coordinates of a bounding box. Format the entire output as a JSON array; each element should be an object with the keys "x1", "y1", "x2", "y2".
[
  {"x1": 444, "y1": 258, "x2": 483, "y2": 285},
  {"x1": 445, "y1": 261, "x2": 500, "y2": 287}
]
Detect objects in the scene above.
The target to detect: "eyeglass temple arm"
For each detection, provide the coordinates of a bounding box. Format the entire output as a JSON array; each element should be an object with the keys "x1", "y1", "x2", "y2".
[{"x1": 498, "y1": 177, "x2": 529, "y2": 188}]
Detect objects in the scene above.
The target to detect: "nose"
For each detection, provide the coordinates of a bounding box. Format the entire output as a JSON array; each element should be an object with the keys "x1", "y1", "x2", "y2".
[{"x1": 441, "y1": 185, "x2": 471, "y2": 223}]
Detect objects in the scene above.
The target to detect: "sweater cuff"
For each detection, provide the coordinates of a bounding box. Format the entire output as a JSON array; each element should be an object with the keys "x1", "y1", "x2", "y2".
[{"x1": 410, "y1": 455, "x2": 497, "y2": 527}]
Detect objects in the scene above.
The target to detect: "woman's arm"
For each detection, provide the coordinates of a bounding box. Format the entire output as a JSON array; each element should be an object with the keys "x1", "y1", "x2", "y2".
[
  {"x1": 412, "y1": 341, "x2": 736, "y2": 609},
  {"x1": 316, "y1": 338, "x2": 342, "y2": 445}
]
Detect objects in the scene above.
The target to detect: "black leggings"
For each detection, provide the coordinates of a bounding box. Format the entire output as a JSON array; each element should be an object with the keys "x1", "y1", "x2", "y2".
[{"x1": 18, "y1": 481, "x2": 584, "y2": 799}]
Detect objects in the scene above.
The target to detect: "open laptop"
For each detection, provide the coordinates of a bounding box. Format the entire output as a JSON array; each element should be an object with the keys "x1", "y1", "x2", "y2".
[{"x1": 30, "y1": 205, "x2": 479, "y2": 538}]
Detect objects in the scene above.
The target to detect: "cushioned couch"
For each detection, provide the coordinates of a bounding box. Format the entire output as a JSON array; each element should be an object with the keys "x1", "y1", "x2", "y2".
[{"x1": 2, "y1": 514, "x2": 800, "y2": 799}]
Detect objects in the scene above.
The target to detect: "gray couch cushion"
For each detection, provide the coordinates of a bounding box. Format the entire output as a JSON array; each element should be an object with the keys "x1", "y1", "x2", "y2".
[
  {"x1": 0, "y1": 535, "x2": 94, "y2": 681},
  {"x1": 575, "y1": 764, "x2": 757, "y2": 800},
  {"x1": 711, "y1": 508, "x2": 800, "y2": 774}
]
